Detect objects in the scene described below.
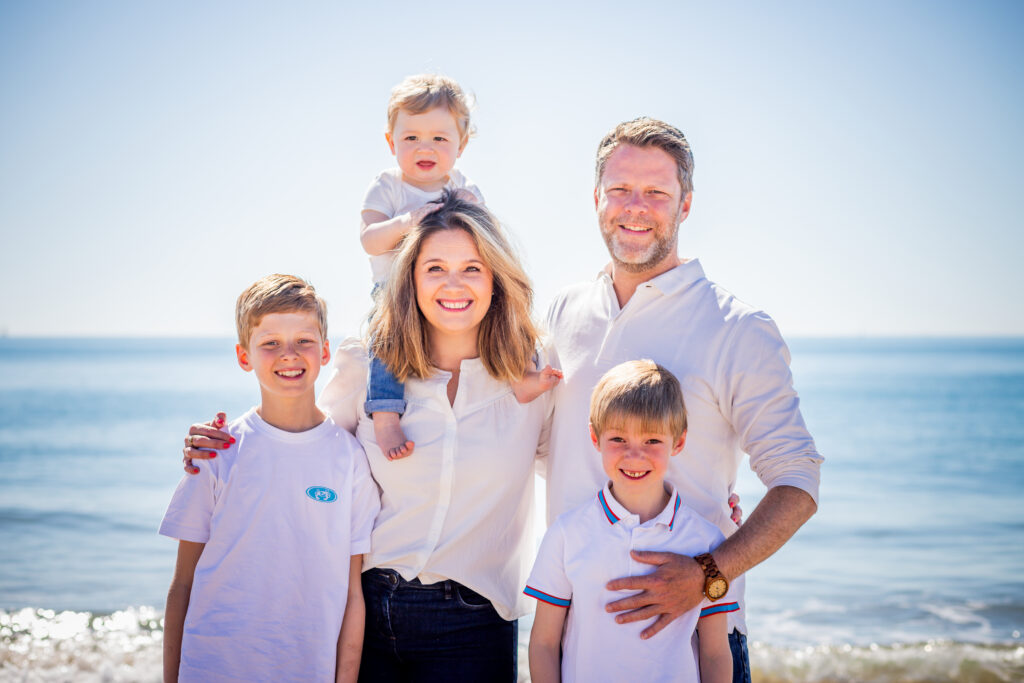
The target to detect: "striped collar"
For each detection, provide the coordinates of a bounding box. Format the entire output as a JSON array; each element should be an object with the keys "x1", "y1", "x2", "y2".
[{"x1": 597, "y1": 482, "x2": 683, "y2": 530}]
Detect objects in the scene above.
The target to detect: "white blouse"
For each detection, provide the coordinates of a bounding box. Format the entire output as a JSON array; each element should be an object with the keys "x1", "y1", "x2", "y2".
[{"x1": 319, "y1": 338, "x2": 552, "y2": 621}]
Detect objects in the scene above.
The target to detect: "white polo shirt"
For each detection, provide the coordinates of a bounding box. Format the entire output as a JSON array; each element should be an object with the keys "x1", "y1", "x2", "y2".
[
  {"x1": 159, "y1": 409, "x2": 380, "y2": 683},
  {"x1": 361, "y1": 167, "x2": 485, "y2": 283},
  {"x1": 525, "y1": 482, "x2": 739, "y2": 683},
  {"x1": 320, "y1": 338, "x2": 552, "y2": 621},
  {"x1": 544, "y1": 259, "x2": 823, "y2": 635}
]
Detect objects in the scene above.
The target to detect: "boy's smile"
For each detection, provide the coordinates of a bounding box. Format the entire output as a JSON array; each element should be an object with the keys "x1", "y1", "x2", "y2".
[
  {"x1": 591, "y1": 418, "x2": 686, "y2": 519},
  {"x1": 236, "y1": 311, "x2": 330, "y2": 401}
]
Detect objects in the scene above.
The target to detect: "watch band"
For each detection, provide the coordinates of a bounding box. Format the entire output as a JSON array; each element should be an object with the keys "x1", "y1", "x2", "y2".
[{"x1": 694, "y1": 553, "x2": 723, "y2": 581}]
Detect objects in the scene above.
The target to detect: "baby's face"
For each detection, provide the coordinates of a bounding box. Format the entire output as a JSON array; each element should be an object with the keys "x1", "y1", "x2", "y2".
[{"x1": 386, "y1": 106, "x2": 465, "y2": 192}]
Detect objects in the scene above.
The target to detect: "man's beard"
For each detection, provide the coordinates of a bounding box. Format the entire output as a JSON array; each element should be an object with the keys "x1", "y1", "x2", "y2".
[{"x1": 599, "y1": 214, "x2": 679, "y2": 273}]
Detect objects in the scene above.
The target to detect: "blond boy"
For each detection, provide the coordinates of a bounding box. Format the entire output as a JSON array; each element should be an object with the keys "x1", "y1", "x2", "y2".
[
  {"x1": 358, "y1": 74, "x2": 559, "y2": 460},
  {"x1": 525, "y1": 360, "x2": 735, "y2": 683},
  {"x1": 160, "y1": 274, "x2": 380, "y2": 683}
]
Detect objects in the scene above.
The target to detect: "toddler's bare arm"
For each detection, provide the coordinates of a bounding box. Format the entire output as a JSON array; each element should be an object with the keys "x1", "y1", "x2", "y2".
[{"x1": 360, "y1": 204, "x2": 441, "y2": 256}]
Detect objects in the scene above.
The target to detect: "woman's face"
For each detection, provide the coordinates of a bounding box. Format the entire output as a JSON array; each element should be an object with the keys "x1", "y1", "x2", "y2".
[{"x1": 414, "y1": 228, "x2": 494, "y2": 342}]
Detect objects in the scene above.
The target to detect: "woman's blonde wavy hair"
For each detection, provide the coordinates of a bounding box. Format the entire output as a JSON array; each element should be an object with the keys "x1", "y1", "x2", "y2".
[{"x1": 369, "y1": 191, "x2": 538, "y2": 383}]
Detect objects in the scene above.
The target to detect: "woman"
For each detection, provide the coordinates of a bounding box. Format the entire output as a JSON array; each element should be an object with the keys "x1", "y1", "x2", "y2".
[{"x1": 183, "y1": 193, "x2": 551, "y2": 681}]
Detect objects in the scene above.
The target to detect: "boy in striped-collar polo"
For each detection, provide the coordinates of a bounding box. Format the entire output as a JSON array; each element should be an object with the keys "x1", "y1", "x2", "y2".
[{"x1": 525, "y1": 360, "x2": 736, "y2": 683}]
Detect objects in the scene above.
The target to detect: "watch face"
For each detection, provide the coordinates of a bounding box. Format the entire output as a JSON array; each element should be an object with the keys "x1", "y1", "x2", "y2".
[{"x1": 707, "y1": 578, "x2": 728, "y2": 600}]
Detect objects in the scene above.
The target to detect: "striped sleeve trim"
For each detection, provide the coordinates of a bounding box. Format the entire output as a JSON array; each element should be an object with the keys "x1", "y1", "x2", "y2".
[
  {"x1": 699, "y1": 602, "x2": 739, "y2": 618},
  {"x1": 524, "y1": 586, "x2": 571, "y2": 608}
]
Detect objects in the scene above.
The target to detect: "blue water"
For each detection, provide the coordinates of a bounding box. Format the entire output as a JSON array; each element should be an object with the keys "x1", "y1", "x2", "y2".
[{"x1": 1, "y1": 337, "x2": 1023, "y2": 681}]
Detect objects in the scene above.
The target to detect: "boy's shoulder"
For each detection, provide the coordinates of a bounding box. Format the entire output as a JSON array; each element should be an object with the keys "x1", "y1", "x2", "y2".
[
  {"x1": 230, "y1": 410, "x2": 364, "y2": 457},
  {"x1": 550, "y1": 488, "x2": 607, "y2": 534}
]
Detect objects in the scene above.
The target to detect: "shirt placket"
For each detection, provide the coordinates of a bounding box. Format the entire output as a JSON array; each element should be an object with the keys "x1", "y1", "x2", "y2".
[
  {"x1": 413, "y1": 383, "x2": 458, "y2": 575},
  {"x1": 596, "y1": 281, "x2": 661, "y2": 362}
]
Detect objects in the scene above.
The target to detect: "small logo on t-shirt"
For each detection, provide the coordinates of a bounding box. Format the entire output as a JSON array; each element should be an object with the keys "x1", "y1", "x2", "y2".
[{"x1": 305, "y1": 486, "x2": 337, "y2": 503}]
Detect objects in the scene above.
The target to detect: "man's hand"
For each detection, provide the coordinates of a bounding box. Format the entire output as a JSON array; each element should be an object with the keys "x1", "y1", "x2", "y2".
[
  {"x1": 605, "y1": 550, "x2": 705, "y2": 639},
  {"x1": 182, "y1": 412, "x2": 233, "y2": 474}
]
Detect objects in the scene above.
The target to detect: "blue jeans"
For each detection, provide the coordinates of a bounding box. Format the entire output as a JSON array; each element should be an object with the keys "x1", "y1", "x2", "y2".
[
  {"x1": 360, "y1": 568, "x2": 517, "y2": 682},
  {"x1": 365, "y1": 354, "x2": 406, "y2": 416},
  {"x1": 729, "y1": 628, "x2": 752, "y2": 683}
]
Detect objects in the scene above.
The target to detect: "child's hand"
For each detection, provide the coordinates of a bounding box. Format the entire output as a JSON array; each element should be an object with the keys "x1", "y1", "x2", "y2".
[
  {"x1": 409, "y1": 201, "x2": 444, "y2": 227},
  {"x1": 539, "y1": 364, "x2": 563, "y2": 388}
]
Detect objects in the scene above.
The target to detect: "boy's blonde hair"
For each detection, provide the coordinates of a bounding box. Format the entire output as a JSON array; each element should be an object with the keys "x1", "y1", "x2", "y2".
[
  {"x1": 589, "y1": 359, "x2": 687, "y2": 439},
  {"x1": 387, "y1": 74, "x2": 474, "y2": 142},
  {"x1": 369, "y1": 191, "x2": 538, "y2": 383},
  {"x1": 235, "y1": 274, "x2": 328, "y2": 347}
]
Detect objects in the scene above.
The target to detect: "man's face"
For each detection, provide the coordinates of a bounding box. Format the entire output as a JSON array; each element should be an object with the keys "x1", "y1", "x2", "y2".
[{"x1": 594, "y1": 144, "x2": 692, "y2": 274}]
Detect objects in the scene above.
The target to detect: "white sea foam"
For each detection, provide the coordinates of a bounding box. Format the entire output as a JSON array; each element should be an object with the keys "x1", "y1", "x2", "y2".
[
  {"x1": 0, "y1": 607, "x2": 163, "y2": 683},
  {"x1": 3, "y1": 608, "x2": 1023, "y2": 683},
  {"x1": 750, "y1": 640, "x2": 1024, "y2": 683}
]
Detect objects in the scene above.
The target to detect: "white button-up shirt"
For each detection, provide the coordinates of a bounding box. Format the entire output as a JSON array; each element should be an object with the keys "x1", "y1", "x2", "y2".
[
  {"x1": 543, "y1": 259, "x2": 823, "y2": 634},
  {"x1": 320, "y1": 338, "x2": 552, "y2": 621},
  {"x1": 525, "y1": 483, "x2": 738, "y2": 683}
]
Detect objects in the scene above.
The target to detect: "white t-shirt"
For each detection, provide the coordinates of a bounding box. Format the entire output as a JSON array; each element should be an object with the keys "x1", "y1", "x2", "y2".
[
  {"x1": 361, "y1": 167, "x2": 484, "y2": 283},
  {"x1": 320, "y1": 338, "x2": 551, "y2": 621},
  {"x1": 524, "y1": 482, "x2": 738, "y2": 683},
  {"x1": 543, "y1": 259, "x2": 823, "y2": 634},
  {"x1": 159, "y1": 408, "x2": 380, "y2": 683}
]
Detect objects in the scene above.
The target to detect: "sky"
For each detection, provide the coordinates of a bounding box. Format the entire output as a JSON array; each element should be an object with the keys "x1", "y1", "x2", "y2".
[{"x1": 1, "y1": 1, "x2": 1022, "y2": 338}]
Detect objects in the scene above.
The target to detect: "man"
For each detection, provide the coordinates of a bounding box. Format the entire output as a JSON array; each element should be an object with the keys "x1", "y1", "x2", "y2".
[{"x1": 542, "y1": 117, "x2": 822, "y2": 681}]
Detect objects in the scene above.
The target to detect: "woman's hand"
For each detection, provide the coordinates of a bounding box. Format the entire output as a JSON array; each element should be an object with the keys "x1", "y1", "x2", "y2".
[
  {"x1": 729, "y1": 493, "x2": 743, "y2": 526},
  {"x1": 182, "y1": 412, "x2": 234, "y2": 474}
]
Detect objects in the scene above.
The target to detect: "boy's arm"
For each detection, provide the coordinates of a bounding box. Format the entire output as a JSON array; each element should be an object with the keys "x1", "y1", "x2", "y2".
[
  {"x1": 335, "y1": 554, "x2": 365, "y2": 683},
  {"x1": 163, "y1": 540, "x2": 205, "y2": 683},
  {"x1": 529, "y1": 601, "x2": 566, "y2": 683},
  {"x1": 695, "y1": 612, "x2": 731, "y2": 683},
  {"x1": 360, "y1": 206, "x2": 439, "y2": 256}
]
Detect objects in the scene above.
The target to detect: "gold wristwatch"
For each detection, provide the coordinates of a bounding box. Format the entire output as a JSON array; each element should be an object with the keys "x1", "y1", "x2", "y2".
[{"x1": 694, "y1": 553, "x2": 729, "y2": 601}]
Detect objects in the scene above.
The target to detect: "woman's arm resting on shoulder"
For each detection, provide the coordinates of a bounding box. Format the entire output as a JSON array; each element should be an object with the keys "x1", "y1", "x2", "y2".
[
  {"x1": 164, "y1": 540, "x2": 205, "y2": 683},
  {"x1": 695, "y1": 611, "x2": 731, "y2": 683},
  {"x1": 529, "y1": 601, "x2": 566, "y2": 683},
  {"x1": 336, "y1": 555, "x2": 365, "y2": 683}
]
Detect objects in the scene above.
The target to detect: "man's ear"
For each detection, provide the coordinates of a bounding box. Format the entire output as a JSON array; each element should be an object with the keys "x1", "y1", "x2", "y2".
[
  {"x1": 671, "y1": 429, "x2": 687, "y2": 456},
  {"x1": 677, "y1": 191, "x2": 693, "y2": 224},
  {"x1": 385, "y1": 132, "x2": 396, "y2": 155},
  {"x1": 594, "y1": 186, "x2": 600, "y2": 210},
  {"x1": 236, "y1": 344, "x2": 253, "y2": 372},
  {"x1": 589, "y1": 423, "x2": 600, "y2": 450}
]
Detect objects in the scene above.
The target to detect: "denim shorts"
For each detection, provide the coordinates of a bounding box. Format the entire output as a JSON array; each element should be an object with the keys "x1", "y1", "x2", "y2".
[{"x1": 360, "y1": 568, "x2": 517, "y2": 682}]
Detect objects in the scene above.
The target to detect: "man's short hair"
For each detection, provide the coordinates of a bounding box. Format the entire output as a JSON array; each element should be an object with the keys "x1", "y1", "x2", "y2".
[
  {"x1": 589, "y1": 359, "x2": 687, "y2": 439},
  {"x1": 595, "y1": 117, "x2": 694, "y2": 195},
  {"x1": 386, "y1": 74, "x2": 474, "y2": 143},
  {"x1": 235, "y1": 274, "x2": 328, "y2": 347}
]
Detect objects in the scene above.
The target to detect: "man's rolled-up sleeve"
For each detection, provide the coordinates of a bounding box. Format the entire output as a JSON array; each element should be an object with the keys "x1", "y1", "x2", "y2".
[{"x1": 720, "y1": 312, "x2": 823, "y2": 505}]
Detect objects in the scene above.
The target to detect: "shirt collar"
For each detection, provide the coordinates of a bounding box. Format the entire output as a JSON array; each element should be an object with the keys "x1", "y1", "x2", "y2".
[
  {"x1": 596, "y1": 258, "x2": 706, "y2": 299},
  {"x1": 597, "y1": 482, "x2": 683, "y2": 530}
]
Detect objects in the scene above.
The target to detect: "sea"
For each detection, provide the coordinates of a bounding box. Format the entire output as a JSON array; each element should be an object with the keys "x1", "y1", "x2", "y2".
[{"x1": 1, "y1": 337, "x2": 1022, "y2": 682}]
